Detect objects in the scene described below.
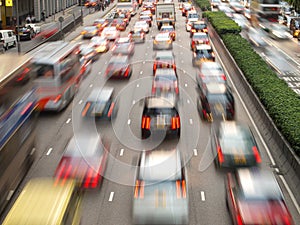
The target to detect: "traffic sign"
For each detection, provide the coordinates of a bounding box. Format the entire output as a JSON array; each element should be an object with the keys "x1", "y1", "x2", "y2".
[{"x1": 5, "y1": 0, "x2": 13, "y2": 7}]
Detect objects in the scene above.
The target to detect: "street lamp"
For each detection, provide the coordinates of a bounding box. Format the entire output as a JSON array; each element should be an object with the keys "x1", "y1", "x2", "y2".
[
  {"x1": 80, "y1": 0, "x2": 83, "y2": 25},
  {"x1": 16, "y1": 0, "x2": 21, "y2": 53}
]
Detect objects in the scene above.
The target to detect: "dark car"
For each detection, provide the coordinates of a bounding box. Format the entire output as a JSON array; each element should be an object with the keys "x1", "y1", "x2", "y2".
[
  {"x1": 190, "y1": 21, "x2": 208, "y2": 37},
  {"x1": 152, "y1": 68, "x2": 178, "y2": 95},
  {"x1": 141, "y1": 95, "x2": 180, "y2": 139},
  {"x1": 211, "y1": 121, "x2": 262, "y2": 168},
  {"x1": 16, "y1": 26, "x2": 35, "y2": 40},
  {"x1": 105, "y1": 55, "x2": 132, "y2": 79},
  {"x1": 197, "y1": 82, "x2": 235, "y2": 121},
  {"x1": 153, "y1": 51, "x2": 176, "y2": 74},
  {"x1": 54, "y1": 134, "x2": 109, "y2": 189},
  {"x1": 81, "y1": 87, "x2": 116, "y2": 119},
  {"x1": 225, "y1": 168, "x2": 294, "y2": 225},
  {"x1": 132, "y1": 149, "x2": 189, "y2": 224},
  {"x1": 192, "y1": 44, "x2": 215, "y2": 66}
]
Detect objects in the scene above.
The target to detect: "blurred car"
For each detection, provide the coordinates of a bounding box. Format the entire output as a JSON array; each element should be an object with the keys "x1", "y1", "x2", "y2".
[
  {"x1": 84, "y1": 0, "x2": 99, "y2": 7},
  {"x1": 79, "y1": 44, "x2": 100, "y2": 63},
  {"x1": 118, "y1": 12, "x2": 131, "y2": 26},
  {"x1": 128, "y1": 29, "x2": 146, "y2": 43},
  {"x1": 197, "y1": 82, "x2": 235, "y2": 121},
  {"x1": 247, "y1": 27, "x2": 267, "y2": 48},
  {"x1": 190, "y1": 20, "x2": 208, "y2": 37},
  {"x1": 232, "y1": 13, "x2": 250, "y2": 29},
  {"x1": 16, "y1": 26, "x2": 35, "y2": 40},
  {"x1": 54, "y1": 134, "x2": 109, "y2": 189},
  {"x1": 140, "y1": 10, "x2": 153, "y2": 20},
  {"x1": 152, "y1": 68, "x2": 179, "y2": 95},
  {"x1": 153, "y1": 32, "x2": 173, "y2": 50},
  {"x1": 142, "y1": 2, "x2": 155, "y2": 15},
  {"x1": 139, "y1": 15, "x2": 152, "y2": 27},
  {"x1": 105, "y1": 55, "x2": 132, "y2": 79},
  {"x1": 243, "y1": 8, "x2": 251, "y2": 20},
  {"x1": 267, "y1": 23, "x2": 290, "y2": 39},
  {"x1": 186, "y1": 19, "x2": 195, "y2": 32},
  {"x1": 111, "y1": 37, "x2": 135, "y2": 56},
  {"x1": 81, "y1": 26, "x2": 99, "y2": 39},
  {"x1": 111, "y1": 19, "x2": 127, "y2": 31},
  {"x1": 229, "y1": 1, "x2": 244, "y2": 13},
  {"x1": 182, "y1": 3, "x2": 192, "y2": 16},
  {"x1": 225, "y1": 168, "x2": 294, "y2": 225},
  {"x1": 190, "y1": 32, "x2": 210, "y2": 51},
  {"x1": 196, "y1": 62, "x2": 226, "y2": 86},
  {"x1": 132, "y1": 149, "x2": 188, "y2": 224},
  {"x1": 186, "y1": 10, "x2": 199, "y2": 23},
  {"x1": 160, "y1": 25, "x2": 176, "y2": 41},
  {"x1": 141, "y1": 95, "x2": 180, "y2": 139},
  {"x1": 90, "y1": 36, "x2": 110, "y2": 53},
  {"x1": 211, "y1": 121, "x2": 262, "y2": 168},
  {"x1": 93, "y1": 18, "x2": 109, "y2": 31},
  {"x1": 153, "y1": 51, "x2": 176, "y2": 74},
  {"x1": 210, "y1": 0, "x2": 221, "y2": 8},
  {"x1": 25, "y1": 23, "x2": 41, "y2": 34},
  {"x1": 134, "y1": 21, "x2": 150, "y2": 33},
  {"x1": 81, "y1": 87, "x2": 116, "y2": 119},
  {"x1": 192, "y1": 44, "x2": 215, "y2": 66},
  {"x1": 101, "y1": 26, "x2": 120, "y2": 41},
  {"x1": 218, "y1": 5, "x2": 234, "y2": 19}
]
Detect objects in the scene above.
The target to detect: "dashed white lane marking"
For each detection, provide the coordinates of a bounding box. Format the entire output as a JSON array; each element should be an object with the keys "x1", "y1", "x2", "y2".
[
  {"x1": 46, "y1": 148, "x2": 53, "y2": 155},
  {"x1": 185, "y1": 83, "x2": 188, "y2": 87},
  {"x1": 108, "y1": 192, "x2": 114, "y2": 202},
  {"x1": 140, "y1": 71, "x2": 143, "y2": 75},
  {"x1": 89, "y1": 84, "x2": 93, "y2": 87},
  {"x1": 79, "y1": 100, "x2": 83, "y2": 104},
  {"x1": 120, "y1": 149, "x2": 124, "y2": 156},
  {"x1": 98, "y1": 71, "x2": 101, "y2": 74},
  {"x1": 143, "y1": 61, "x2": 145, "y2": 64},
  {"x1": 66, "y1": 118, "x2": 71, "y2": 124},
  {"x1": 105, "y1": 61, "x2": 107, "y2": 64},
  {"x1": 201, "y1": 191, "x2": 206, "y2": 201},
  {"x1": 189, "y1": 119, "x2": 193, "y2": 124},
  {"x1": 181, "y1": 60, "x2": 184, "y2": 63},
  {"x1": 145, "y1": 53, "x2": 148, "y2": 55},
  {"x1": 128, "y1": 119, "x2": 131, "y2": 125},
  {"x1": 193, "y1": 149, "x2": 198, "y2": 156},
  {"x1": 137, "y1": 84, "x2": 140, "y2": 87},
  {"x1": 132, "y1": 100, "x2": 136, "y2": 105},
  {"x1": 187, "y1": 99, "x2": 190, "y2": 104}
]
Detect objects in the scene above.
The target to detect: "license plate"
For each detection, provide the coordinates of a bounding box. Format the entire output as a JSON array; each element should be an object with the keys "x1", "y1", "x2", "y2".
[
  {"x1": 234, "y1": 155, "x2": 246, "y2": 164},
  {"x1": 156, "y1": 116, "x2": 166, "y2": 129},
  {"x1": 214, "y1": 103, "x2": 224, "y2": 113}
]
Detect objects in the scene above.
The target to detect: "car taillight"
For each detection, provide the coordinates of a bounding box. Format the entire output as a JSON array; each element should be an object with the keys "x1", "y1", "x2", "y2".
[
  {"x1": 53, "y1": 94, "x2": 62, "y2": 103},
  {"x1": 167, "y1": 40, "x2": 172, "y2": 44},
  {"x1": 203, "y1": 28, "x2": 208, "y2": 32},
  {"x1": 191, "y1": 29, "x2": 196, "y2": 33},
  {"x1": 217, "y1": 145, "x2": 224, "y2": 164},
  {"x1": 124, "y1": 68, "x2": 129, "y2": 77},
  {"x1": 176, "y1": 180, "x2": 187, "y2": 198},
  {"x1": 107, "y1": 102, "x2": 115, "y2": 118},
  {"x1": 221, "y1": 74, "x2": 226, "y2": 80},
  {"x1": 236, "y1": 213, "x2": 243, "y2": 225},
  {"x1": 252, "y1": 146, "x2": 261, "y2": 163},
  {"x1": 171, "y1": 116, "x2": 180, "y2": 129},
  {"x1": 283, "y1": 215, "x2": 292, "y2": 225},
  {"x1": 142, "y1": 116, "x2": 151, "y2": 130},
  {"x1": 84, "y1": 168, "x2": 100, "y2": 188},
  {"x1": 206, "y1": 40, "x2": 209, "y2": 44},
  {"x1": 134, "y1": 180, "x2": 144, "y2": 198},
  {"x1": 153, "y1": 63, "x2": 157, "y2": 71}
]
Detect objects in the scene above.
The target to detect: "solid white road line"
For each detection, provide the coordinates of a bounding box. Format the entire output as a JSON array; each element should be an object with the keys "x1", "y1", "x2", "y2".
[{"x1": 46, "y1": 148, "x2": 53, "y2": 155}]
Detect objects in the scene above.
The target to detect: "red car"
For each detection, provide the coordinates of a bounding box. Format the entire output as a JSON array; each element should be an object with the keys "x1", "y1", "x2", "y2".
[
  {"x1": 111, "y1": 19, "x2": 127, "y2": 31},
  {"x1": 226, "y1": 168, "x2": 294, "y2": 225},
  {"x1": 190, "y1": 32, "x2": 209, "y2": 51},
  {"x1": 54, "y1": 134, "x2": 109, "y2": 189}
]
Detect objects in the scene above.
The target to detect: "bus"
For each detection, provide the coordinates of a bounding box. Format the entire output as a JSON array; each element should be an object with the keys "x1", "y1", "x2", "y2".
[
  {"x1": 250, "y1": 0, "x2": 281, "y2": 22},
  {"x1": 0, "y1": 54, "x2": 38, "y2": 215},
  {"x1": 2, "y1": 178, "x2": 82, "y2": 225},
  {"x1": 30, "y1": 41, "x2": 82, "y2": 112}
]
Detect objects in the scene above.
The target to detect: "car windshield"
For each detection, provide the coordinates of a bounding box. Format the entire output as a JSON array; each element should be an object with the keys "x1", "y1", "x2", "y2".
[
  {"x1": 161, "y1": 27, "x2": 174, "y2": 32},
  {"x1": 193, "y1": 23, "x2": 207, "y2": 29},
  {"x1": 84, "y1": 26, "x2": 97, "y2": 32},
  {"x1": 155, "y1": 75, "x2": 176, "y2": 81},
  {"x1": 196, "y1": 49, "x2": 213, "y2": 56},
  {"x1": 206, "y1": 93, "x2": 227, "y2": 103},
  {"x1": 194, "y1": 33, "x2": 207, "y2": 39}
]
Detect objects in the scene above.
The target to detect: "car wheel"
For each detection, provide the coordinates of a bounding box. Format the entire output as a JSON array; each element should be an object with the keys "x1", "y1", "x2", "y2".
[{"x1": 141, "y1": 130, "x2": 150, "y2": 139}]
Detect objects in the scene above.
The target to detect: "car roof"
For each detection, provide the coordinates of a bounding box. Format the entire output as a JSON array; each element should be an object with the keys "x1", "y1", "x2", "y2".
[
  {"x1": 87, "y1": 87, "x2": 114, "y2": 102},
  {"x1": 145, "y1": 96, "x2": 176, "y2": 108},
  {"x1": 116, "y1": 37, "x2": 131, "y2": 43},
  {"x1": 205, "y1": 83, "x2": 227, "y2": 94},
  {"x1": 161, "y1": 25, "x2": 174, "y2": 29},
  {"x1": 156, "y1": 32, "x2": 170, "y2": 38},
  {"x1": 219, "y1": 121, "x2": 249, "y2": 137},
  {"x1": 237, "y1": 168, "x2": 283, "y2": 200},
  {"x1": 155, "y1": 68, "x2": 177, "y2": 76},
  {"x1": 196, "y1": 44, "x2": 212, "y2": 50},
  {"x1": 201, "y1": 62, "x2": 222, "y2": 69},
  {"x1": 139, "y1": 149, "x2": 182, "y2": 181}
]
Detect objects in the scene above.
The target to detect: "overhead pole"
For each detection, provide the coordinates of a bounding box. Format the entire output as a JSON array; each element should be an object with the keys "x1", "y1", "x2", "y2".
[{"x1": 16, "y1": 0, "x2": 21, "y2": 54}]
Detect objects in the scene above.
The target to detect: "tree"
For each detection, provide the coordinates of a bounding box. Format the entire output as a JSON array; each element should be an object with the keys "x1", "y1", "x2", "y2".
[{"x1": 286, "y1": 0, "x2": 300, "y2": 13}]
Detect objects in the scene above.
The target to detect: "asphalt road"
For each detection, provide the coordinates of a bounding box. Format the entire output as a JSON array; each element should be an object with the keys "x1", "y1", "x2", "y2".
[{"x1": 1, "y1": 1, "x2": 300, "y2": 225}]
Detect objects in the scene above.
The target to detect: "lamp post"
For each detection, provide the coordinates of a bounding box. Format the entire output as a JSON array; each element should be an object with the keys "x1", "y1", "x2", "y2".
[
  {"x1": 16, "y1": 0, "x2": 21, "y2": 53},
  {"x1": 80, "y1": 0, "x2": 83, "y2": 25}
]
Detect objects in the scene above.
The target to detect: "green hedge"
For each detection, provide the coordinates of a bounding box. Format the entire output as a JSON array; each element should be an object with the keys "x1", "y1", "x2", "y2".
[
  {"x1": 194, "y1": 0, "x2": 211, "y2": 11},
  {"x1": 203, "y1": 12, "x2": 300, "y2": 155}
]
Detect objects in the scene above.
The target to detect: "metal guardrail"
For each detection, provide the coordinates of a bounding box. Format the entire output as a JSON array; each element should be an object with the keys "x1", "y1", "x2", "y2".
[{"x1": 207, "y1": 22, "x2": 300, "y2": 204}]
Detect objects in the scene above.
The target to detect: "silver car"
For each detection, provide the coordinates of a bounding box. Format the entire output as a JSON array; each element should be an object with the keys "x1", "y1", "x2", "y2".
[
  {"x1": 153, "y1": 33, "x2": 173, "y2": 50},
  {"x1": 132, "y1": 149, "x2": 189, "y2": 224}
]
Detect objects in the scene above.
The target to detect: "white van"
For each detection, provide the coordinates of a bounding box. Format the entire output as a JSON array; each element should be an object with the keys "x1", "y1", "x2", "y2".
[{"x1": 0, "y1": 30, "x2": 17, "y2": 50}]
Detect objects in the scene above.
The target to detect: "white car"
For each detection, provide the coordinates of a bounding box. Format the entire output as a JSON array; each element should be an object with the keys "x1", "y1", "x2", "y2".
[
  {"x1": 25, "y1": 23, "x2": 41, "y2": 34},
  {"x1": 101, "y1": 27, "x2": 120, "y2": 41},
  {"x1": 134, "y1": 21, "x2": 149, "y2": 33}
]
